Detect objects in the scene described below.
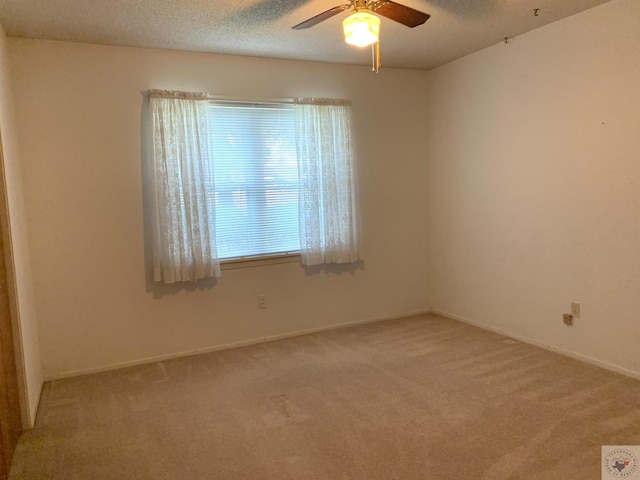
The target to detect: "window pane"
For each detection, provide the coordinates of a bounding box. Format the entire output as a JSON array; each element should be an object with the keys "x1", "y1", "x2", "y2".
[{"x1": 208, "y1": 102, "x2": 300, "y2": 259}]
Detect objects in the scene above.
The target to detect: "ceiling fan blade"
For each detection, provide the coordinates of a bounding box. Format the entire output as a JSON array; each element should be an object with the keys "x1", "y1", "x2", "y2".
[
  {"x1": 292, "y1": 4, "x2": 351, "y2": 29},
  {"x1": 371, "y1": 0, "x2": 430, "y2": 27}
]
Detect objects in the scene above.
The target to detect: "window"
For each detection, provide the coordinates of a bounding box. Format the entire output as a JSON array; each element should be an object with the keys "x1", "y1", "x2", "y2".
[
  {"x1": 208, "y1": 102, "x2": 300, "y2": 260},
  {"x1": 148, "y1": 91, "x2": 362, "y2": 284}
]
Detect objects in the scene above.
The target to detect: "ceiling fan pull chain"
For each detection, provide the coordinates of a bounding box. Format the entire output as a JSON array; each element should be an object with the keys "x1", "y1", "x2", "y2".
[
  {"x1": 371, "y1": 40, "x2": 381, "y2": 73},
  {"x1": 371, "y1": 40, "x2": 380, "y2": 73},
  {"x1": 371, "y1": 42, "x2": 375, "y2": 71}
]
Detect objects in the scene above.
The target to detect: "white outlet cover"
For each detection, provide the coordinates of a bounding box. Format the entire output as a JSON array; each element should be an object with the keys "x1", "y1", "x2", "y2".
[{"x1": 571, "y1": 302, "x2": 580, "y2": 318}]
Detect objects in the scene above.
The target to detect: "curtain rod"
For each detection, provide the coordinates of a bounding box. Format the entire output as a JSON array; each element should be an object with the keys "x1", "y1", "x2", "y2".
[
  {"x1": 143, "y1": 90, "x2": 351, "y2": 106},
  {"x1": 143, "y1": 89, "x2": 293, "y2": 104}
]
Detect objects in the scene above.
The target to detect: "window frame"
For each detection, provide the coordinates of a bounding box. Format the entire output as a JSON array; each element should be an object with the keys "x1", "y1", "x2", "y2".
[
  {"x1": 207, "y1": 98, "x2": 302, "y2": 266},
  {"x1": 220, "y1": 252, "x2": 301, "y2": 270},
  {"x1": 148, "y1": 90, "x2": 361, "y2": 282}
]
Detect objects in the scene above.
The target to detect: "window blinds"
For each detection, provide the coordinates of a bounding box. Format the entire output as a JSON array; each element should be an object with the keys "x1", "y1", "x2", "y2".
[{"x1": 208, "y1": 102, "x2": 301, "y2": 260}]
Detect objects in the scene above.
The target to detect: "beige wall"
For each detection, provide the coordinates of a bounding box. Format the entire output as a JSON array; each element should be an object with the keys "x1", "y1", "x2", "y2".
[
  {"x1": 6, "y1": 0, "x2": 639, "y2": 385},
  {"x1": 0, "y1": 24, "x2": 42, "y2": 426},
  {"x1": 426, "y1": 0, "x2": 640, "y2": 376},
  {"x1": 9, "y1": 40, "x2": 432, "y2": 378}
]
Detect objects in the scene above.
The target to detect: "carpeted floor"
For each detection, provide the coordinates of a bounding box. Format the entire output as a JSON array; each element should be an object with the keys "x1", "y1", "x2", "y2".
[{"x1": 9, "y1": 314, "x2": 640, "y2": 479}]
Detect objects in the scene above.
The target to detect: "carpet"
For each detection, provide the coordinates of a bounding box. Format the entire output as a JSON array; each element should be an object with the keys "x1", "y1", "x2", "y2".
[{"x1": 9, "y1": 314, "x2": 640, "y2": 479}]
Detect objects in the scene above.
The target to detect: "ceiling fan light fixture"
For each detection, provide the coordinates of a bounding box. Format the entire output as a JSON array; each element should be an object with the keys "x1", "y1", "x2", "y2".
[{"x1": 342, "y1": 10, "x2": 380, "y2": 47}]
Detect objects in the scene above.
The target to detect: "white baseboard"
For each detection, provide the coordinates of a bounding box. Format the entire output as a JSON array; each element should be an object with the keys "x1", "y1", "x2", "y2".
[
  {"x1": 432, "y1": 309, "x2": 640, "y2": 381},
  {"x1": 43, "y1": 309, "x2": 433, "y2": 381}
]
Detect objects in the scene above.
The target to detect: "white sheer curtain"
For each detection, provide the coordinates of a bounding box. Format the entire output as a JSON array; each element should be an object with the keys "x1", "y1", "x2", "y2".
[
  {"x1": 149, "y1": 90, "x2": 220, "y2": 283},
  {"x1": 294, "y1": 99, "x2": 362, "y2": 266}
]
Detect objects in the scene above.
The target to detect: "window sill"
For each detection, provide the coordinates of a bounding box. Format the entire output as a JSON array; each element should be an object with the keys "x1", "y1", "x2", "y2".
[{"x1": 220, "y1": 253, "x2": 301, "y2": 270}]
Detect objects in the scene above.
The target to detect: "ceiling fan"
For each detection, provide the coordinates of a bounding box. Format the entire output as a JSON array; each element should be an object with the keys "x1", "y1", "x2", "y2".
[{"x1": 292, "y1": 0, "x2": 430, "y2": 72}]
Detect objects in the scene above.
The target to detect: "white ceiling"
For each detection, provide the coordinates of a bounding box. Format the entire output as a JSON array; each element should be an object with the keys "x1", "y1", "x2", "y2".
[{"x1": 0, "y1": 0, "x2": 611, "y2": 70}]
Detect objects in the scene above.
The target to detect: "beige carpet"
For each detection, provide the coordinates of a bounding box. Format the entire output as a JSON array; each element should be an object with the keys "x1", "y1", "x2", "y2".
[{"x1": 9, "y1": 314, "x2": 640, "y2": 479}]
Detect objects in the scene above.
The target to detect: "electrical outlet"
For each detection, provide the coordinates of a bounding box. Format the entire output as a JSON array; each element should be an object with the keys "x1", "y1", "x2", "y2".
[
  {"x1": 571, "y1": 302, "x2": 580, "y2": 318},
  {"x1": 258, "y1": 294, "x2": 267, "y2": 309},
  {"x1": 563, "y1": 313, "x2": 573, "y2": 326}
]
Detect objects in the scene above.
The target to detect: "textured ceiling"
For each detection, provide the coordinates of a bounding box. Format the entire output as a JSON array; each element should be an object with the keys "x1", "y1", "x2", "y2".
[{"x1": 0, "y1": 0, "x2": 612, "y2": 70}]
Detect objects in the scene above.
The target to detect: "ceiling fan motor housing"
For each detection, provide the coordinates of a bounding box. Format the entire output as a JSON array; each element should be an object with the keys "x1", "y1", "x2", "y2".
[{"x1": 352, "y1": 0, "x2": 372, "y2": 9}]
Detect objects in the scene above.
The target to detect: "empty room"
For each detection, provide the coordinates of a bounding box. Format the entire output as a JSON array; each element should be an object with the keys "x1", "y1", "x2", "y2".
[{"x1": 0, "y1": 0, "x2": 638, "y2": 478}]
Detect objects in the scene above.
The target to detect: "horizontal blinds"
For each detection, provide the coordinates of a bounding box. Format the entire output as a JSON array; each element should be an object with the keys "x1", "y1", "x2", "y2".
[{"x1": 208, "y1": 102, "x2": 300, "y2": 260}]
